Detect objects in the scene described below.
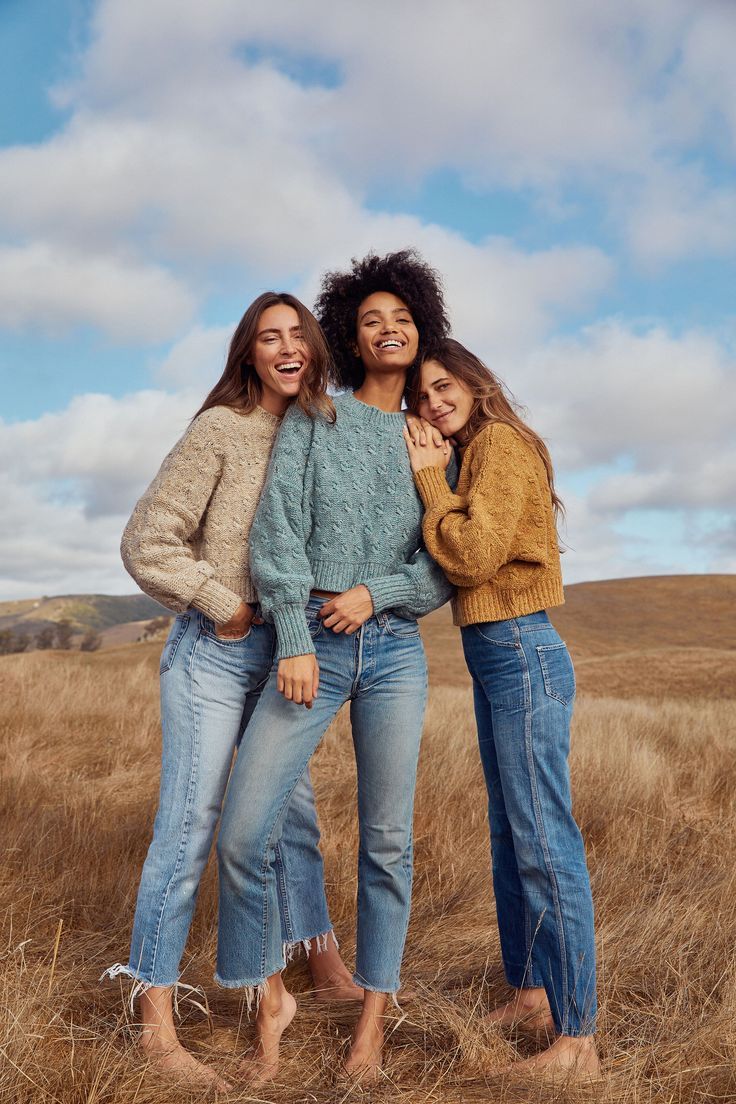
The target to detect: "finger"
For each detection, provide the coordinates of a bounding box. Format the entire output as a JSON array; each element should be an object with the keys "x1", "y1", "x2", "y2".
[
  {"x1": 403, "y1": 422, "x2": 421, "y2": 447},
  {"x1": 331, "y1": 617, "x2": 351, "y2": 634},
  {"x1": 318, "y1": 600, "x2": 336, "y2": 618},
  {"x1": 277, "y1": 671, "x2": 285, "y2": 694},
  {"x1": 322, "y1": 611, "x2": 341, "y2": 628},
  {"x1": 304, "y1": 700, "x2": 313, "y2": 709},
  {"x1": 292, "y1": 681, "x2": 304, "y2": 705},
  {"x1": 283, "y1": 678, "x2": 294, "y2": 701}
]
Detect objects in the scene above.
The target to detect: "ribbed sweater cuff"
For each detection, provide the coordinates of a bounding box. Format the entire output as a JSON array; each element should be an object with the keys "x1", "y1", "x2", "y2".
[
  {"x1": 192, "y1": 578, "x2": 244, "y2": 623},
  {"x1": 366, "y1": 574, "x2": 416, "y2": 614},
  {"x1": 273, "y1": 604, "x2": 316, "y2": 659},
  {"x1": 414, "y1": 465, "x2": 454, "y2": 507}
]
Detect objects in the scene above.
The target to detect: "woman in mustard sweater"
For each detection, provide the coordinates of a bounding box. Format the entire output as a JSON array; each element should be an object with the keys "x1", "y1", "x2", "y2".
[{"x1": 403, "y1": 338, "x2": 600, "y2": 1080}]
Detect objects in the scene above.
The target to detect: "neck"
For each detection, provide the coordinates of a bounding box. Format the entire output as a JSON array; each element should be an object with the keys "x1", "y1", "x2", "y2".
[
  {"x1": 257, "y1": 390, "x2": 289, "y2": 417},
  {"x1": 353, "y1": 371, "x2": 406, "y2": 413}
]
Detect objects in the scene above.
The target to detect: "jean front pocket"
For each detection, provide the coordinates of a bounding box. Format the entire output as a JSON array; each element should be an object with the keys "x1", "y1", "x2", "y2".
[
  {"x1": 383, "y1": 613, "x2": 420, "y2": 639},
  {"x1": 159, "y1": 614, "x2": 189, "y2": 675},
  {"x1": 306, "y1": 610, "x2": 324, "y2": 640},
  {"x1": 536, "y1": 642, "x2": 576, "y2": 705}
]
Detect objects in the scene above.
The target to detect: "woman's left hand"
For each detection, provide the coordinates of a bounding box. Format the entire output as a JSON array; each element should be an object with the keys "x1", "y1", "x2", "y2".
[
  {"x1": 403, "y1": 417, "x2": 452, "y2": 473},
  {"x1": 319, "y1": 585, "x2": 374, "y2": 634}
]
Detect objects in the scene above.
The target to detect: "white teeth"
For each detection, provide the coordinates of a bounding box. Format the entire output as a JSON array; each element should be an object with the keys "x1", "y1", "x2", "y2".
[
  {"x1": 277, "y1": 362, "x2": 302, "y2": 372},
  {"x1": 378, "y1": 340, "x2": 402, "y2": 349}
]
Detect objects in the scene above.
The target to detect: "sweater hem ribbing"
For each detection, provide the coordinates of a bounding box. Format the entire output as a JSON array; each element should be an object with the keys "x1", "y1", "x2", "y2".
[
  {"x1": 451, "y1": 578, "x2": 565, "y2": 626},
  {"x1": 311, "y1": 559, "x2": 409, "y2": 594}
]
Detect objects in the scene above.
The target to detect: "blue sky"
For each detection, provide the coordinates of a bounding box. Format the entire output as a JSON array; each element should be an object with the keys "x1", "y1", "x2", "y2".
[{"x1": 1, "y1": 1, "x2": 735, "y2": 598}]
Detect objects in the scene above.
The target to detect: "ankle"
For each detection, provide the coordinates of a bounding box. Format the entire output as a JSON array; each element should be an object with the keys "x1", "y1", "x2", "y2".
[{"x1": 138, "y1": 1028, "x2": 180, "y2": 1054}]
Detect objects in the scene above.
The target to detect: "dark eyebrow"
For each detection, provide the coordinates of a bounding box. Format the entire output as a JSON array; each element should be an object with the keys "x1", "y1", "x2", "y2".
[
  {"x1": 256, "y1": 325, "x2": 304, "y2": 337},
  {"x1": 358, "y1": 306, "x2": 413, "y2": 323},
  {"x1": 428, "y1": 374, "x2": 450, "y2": 387}
]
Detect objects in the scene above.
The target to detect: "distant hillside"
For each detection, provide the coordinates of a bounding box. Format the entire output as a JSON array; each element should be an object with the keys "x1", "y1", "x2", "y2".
[
  {"x1": 421, "y1": 574, "x2": 736, "y2": 700},
  {"x1": 0, "y1": 593, "x2": 168, "y2": 641}
]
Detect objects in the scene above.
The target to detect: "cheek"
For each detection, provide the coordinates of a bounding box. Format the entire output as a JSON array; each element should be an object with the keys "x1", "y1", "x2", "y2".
[{"x1": 250, "y1": 345, "x2": 273, "y2": 379}]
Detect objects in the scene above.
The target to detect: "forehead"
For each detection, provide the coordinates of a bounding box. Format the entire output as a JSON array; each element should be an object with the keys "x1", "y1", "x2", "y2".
[
  {"x1": 358, "y1": 290, "x2": 411, "y2": 316},
  {"x1": 257, "y1": 303, "x2": 301, "y2": 330},
  {"x1": 419, "y1": 359, "x2": 452, "y2": 387}
]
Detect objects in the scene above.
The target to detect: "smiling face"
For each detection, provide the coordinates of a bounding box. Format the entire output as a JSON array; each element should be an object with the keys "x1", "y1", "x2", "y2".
[
  {"x1": 251, "y1": 303, "x2": 311, "y2": 413},
  {"x1": 354, "y1": 291, "x2": 419, "y2": 376},
  {"x1": 417, "y1": 359, "x2": 476, "y2": 438}
]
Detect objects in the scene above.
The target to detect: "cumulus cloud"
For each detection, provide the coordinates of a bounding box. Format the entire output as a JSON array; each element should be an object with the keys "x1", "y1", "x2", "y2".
[
  {"x1": 0, "y1": 242, "x2": 195, "y2": 341},
  {"x1": 0, "y1": 0, "x2": 734, "y2": 597},
  {"x1": 46, "y1": 0, "x2": 731, "y2": 266}
]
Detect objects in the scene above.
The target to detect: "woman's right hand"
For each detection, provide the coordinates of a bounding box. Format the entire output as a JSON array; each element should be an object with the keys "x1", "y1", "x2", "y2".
[
  {"x1": 215, "y1": 601, "x2": 261, "y2": 639},
  {"x1": 277, "y1": 654, "x2": 320, "y2": 709}
]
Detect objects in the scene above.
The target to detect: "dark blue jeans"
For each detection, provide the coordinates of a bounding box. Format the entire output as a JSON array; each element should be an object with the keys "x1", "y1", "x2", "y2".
[{"x1": 461, "y1": 610, "x2": 596, "y2": 1037}]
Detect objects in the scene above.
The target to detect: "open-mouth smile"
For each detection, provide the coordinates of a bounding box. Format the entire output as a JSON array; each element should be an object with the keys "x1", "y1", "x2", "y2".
[
  {"x1": 276, "y1": 361, "x2": 303, "y2": 376},
  {"x1": 375, "y1": 340, "x2": 404, "y2": 350}
]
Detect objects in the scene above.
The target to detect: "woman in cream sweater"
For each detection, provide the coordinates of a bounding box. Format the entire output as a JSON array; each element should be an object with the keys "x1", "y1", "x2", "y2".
[
  {"x1": 103, "y1": 292, "x2": 359, "y2": 1092},
  {"x1": 404, "y1": 338, "x2": 600, "y2": 1081}
]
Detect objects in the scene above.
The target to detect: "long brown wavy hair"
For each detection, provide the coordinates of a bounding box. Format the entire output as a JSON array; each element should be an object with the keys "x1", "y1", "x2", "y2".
[
  {"x1": 409, "y1": 338, "x2": 564, "y2": 520},
  {"x1": 193, "y1": 292, "x2": 335, "y2": 422}
]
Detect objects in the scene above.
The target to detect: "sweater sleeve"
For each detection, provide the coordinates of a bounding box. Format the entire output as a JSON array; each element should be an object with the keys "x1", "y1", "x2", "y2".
[
  {"x1": 120, "y1": 412, "x2": 244, "y2": 623},
  {"x1": 413, "y1": 425, "x2": 536, "y2": 587},
  {"x1": 365, "y1": 450, "x2": 457, "y2": 617},
  {"x1": 249, "y1": 405, "x2": 316, "y2": 658}
]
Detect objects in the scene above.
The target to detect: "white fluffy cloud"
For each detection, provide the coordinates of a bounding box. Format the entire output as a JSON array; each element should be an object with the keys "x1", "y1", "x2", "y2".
[
  {"x1": 0, "y1": 242, "x2": 195, "y2": 341},
  {"x1": 1, "y1": 0, "x2": 734, "y2": 596}
]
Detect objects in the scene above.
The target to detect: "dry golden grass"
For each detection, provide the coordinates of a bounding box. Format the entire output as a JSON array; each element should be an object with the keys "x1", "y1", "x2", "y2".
[{"x1": 1, "y1": 617, "x2": 736, "y2": 1103}]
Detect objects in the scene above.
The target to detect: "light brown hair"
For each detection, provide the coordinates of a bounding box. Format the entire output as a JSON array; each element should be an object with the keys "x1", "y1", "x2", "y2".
[
  {"x1": 194, "y1": 292, "x2": 335, "y2": 422},
  {"x1": 409, "y1": 338, "x2": 564, "y2": 520}
]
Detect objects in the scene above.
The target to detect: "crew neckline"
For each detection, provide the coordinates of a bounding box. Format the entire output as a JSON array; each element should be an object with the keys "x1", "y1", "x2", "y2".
[{"x1": 341, "y1": 390, "x2": 406, "y2": 423}]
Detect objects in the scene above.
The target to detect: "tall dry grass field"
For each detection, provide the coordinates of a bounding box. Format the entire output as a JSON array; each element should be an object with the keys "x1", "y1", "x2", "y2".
[{"x1": 2, "y1": 608, "x2": 736, "y2": 1102}]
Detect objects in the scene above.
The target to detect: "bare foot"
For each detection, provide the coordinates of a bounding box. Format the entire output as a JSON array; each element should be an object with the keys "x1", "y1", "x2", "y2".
[
  {"x1": 312, "y1": 970, "x2": 364, "y2": 1002},
  {"x1": 308, "y1": 936, "x2": 363, "y2": 1002},
  {"x1": 344, "y1": 1001, "x2": 385, "y2": 1084},
  {"x1": 506, "y1": 1034, "x2": 601, "y2": 1081},
  {"x1": 238, "y1": 988, "x2": 297, "y2": 1087},
  {"x1": 486, "y1": 986, "x2": 555, "y2": 1032},
  {"x1": 139, "y1": 1034, "x2": 233, "y2": 1093}
]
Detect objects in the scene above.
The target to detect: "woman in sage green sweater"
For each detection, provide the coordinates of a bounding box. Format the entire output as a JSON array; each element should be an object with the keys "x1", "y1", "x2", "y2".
[
  {"x1": 404, "y1": 338, "x2": 600, "y2": 1082},
  {"x1": 216, "y1": 250, "x2": 454, "y2": 1086}
]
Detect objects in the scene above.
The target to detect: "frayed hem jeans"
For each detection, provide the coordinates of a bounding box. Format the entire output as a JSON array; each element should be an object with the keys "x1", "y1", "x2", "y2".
[
  {"x1": 215, "y1": 596, "x2": 428, "y2": 993},
  {"x1": 461, "y1": 610, "x2": 597, "y2": 1037},
  {"x1": 122, "y1": 611, "x2": 332, "y2": 988}
]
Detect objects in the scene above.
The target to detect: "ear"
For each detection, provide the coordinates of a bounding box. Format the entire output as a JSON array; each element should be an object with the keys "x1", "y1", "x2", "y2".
[{"x1": 352, "y1": 344, "x2": 360, "y2": 357}]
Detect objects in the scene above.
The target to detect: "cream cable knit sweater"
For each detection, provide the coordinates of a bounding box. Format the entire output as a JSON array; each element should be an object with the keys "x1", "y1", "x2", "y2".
[{"x1": 121, "y1": 404, "x2": 282, "y2": 624}]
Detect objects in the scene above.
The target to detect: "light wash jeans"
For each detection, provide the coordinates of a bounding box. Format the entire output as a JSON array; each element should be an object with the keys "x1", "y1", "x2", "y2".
[
  {"x1": 216, "y1": 595, "x2": 428, "y2": 994},
  {"x1": 461, "y1": 611, "x2": 597, "y2": 1037},
  {"x1": 104, "y1": 611, "x2": 331, "y2": 990}
]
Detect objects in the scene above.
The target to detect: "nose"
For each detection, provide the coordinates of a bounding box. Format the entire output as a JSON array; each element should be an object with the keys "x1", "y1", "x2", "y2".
[
  {"x1": 429, "y1": 393, "x2": 445, "y2": 411},
  {"x1": 380, "y1": 319, "x2": 398, "y2": 333}
]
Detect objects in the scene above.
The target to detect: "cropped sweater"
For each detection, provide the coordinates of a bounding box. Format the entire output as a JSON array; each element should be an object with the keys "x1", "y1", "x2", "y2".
[
  {"x1": 249, "y1": 391, "x2": 454, "y2": 658},
  {"x1": 413, "y1": 421, "x2": 564, "y2": 626},
  {"x1": 121, "y1": 404, "x2": 282, "y2": 622}
]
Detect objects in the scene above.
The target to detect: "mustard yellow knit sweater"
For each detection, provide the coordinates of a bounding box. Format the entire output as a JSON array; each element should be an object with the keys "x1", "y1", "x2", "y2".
[{"x1": 413, "y1": 421, "x2": 564, "y2": 626}]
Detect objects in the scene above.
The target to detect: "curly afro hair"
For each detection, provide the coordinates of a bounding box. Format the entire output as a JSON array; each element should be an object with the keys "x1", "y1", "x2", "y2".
[{"x1": 314, "y1": 248, "x2": 450, "y2": 390}]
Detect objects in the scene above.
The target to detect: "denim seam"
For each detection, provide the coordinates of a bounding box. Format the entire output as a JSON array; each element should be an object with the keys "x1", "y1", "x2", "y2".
[
  {"x1": 159, "y1": 614, "x2": 190, "y2": 675},
  {"x1": 516, "y1": 623, "x2": 570, "y2": 1034},
  {"x1": 274, "y1": 841, "x2": 294, "y2": 943},
  {"x1": 147, "y1": 625, "x2": 202, "y2": 982},
  {"x1": 254, "y1": 728, "x2": 341, "y2": 986}
]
